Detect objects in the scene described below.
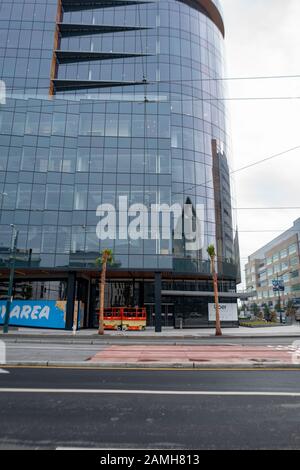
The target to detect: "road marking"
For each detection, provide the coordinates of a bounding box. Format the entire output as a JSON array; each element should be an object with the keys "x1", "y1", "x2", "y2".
[
  {"x1": 6, "y1": 346, "x2": 104, "y2": 351},
  {"x1": 0, "y1": 388, "x2": 300, "y2": 396},
  {"x1": 3, "y1": 365, "x2": 300, "y2": 372},
  {"x1": 0, "y1": 369, "x2": 9, "y2": 374}
]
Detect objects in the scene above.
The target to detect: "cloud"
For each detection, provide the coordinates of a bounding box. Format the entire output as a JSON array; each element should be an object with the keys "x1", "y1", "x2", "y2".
[{"x1": 221, "y1": 0, "x2": 300, "y2": 281}]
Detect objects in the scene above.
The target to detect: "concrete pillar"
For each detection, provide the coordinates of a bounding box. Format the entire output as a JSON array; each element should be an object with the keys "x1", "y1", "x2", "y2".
[
  {"x1": 65, "y1": 272, "x2": 76, "y2": 331},
  {"x1": 155, "y1": 272, "x2": 162, "y2": 333}
]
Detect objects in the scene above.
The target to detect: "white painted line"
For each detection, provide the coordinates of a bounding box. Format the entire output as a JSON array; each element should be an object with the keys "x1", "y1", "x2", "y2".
[
  {"x1": 6, "y1": 345, "x2": 102, "y2": 351},
  {"x1": 0, "y1": 369, "x2": 9, "y2": 374},
  {"x1": 0, "y1": 388, "x2": 300, "y2": 397}
]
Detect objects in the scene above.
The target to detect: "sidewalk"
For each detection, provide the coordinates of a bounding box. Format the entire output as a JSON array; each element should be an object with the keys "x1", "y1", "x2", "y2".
[
  {"x1": 3, "y1": 343, "x2": 300, "y2": 369},
  {"x1": 1, "y1": 324, "x2": 300, "y2": 340},
  {"x1": 88, "y1": 344, "x2": 300, "y2": 367},
  {"x1": 2, "y1": 326, "x2": 300, "y2": 369}
]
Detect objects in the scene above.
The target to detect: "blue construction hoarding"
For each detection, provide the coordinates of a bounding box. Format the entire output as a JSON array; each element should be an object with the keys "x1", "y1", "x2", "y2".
[{"x1": 0, "y1": 300, "x2": 67, "y2": 329}]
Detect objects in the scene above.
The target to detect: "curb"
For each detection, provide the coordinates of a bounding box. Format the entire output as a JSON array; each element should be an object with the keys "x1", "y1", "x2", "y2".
[
  {"x1": 2, "y1": 334, "x2": 300, "y2": 343},
  {"x1": 3, "y1": 361, "x2": 300, "y2": 370}
]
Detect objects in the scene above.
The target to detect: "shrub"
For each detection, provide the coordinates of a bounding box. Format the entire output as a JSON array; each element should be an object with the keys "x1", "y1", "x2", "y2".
[{"x1": 270, "y1": 311, "x2": 278, "y2": 323}]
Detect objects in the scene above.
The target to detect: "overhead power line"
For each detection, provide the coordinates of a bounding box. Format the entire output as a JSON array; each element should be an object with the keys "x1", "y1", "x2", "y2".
[
  {"x1": 232, "y1": 145, "x2": 300, "y2": 174},
  {"x1": 235, "y1": 230, "x2": 300, "y2": 233},
  {"x1": 152, "y1": 74, "x2": 300, "y2": 83},
  {"x1": 5, "y1": 86, "x2": 300, "y2": 102},
  {"x1": 233, "y1": 207, "x2": 300, "y2": 210},
  {"x1": 5, "y1": 72, "x2": 300, "y2": 88},
  {"x1": 173, "y1": 144, "x2": 300, "y2": 196}
]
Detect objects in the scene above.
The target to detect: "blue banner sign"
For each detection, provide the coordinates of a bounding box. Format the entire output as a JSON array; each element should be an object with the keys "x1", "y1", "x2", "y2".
[
  {"x1": 0, "y1": 300, "x2": 67, "y2": 329},
  {"x1": 272, "y1": 280, "x2": 285, "y2": 292}
]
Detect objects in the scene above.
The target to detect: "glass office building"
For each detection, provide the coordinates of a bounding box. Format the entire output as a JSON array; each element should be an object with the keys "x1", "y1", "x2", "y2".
[{"x1": 0, "y1": 0, "x2": 240, "y2": 330}]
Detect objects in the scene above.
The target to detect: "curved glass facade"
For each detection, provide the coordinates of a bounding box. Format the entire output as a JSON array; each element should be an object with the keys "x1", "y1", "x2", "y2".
[{"x1": 0, "y1": 0, "x2": 239, "y2": 329}]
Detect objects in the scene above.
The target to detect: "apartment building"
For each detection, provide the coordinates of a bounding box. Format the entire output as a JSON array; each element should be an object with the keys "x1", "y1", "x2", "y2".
[{"x1": 245, "y1": 218, "x2": 300, "y2": 308}]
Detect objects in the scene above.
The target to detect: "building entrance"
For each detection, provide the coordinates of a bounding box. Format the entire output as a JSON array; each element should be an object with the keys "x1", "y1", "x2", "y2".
[{"x1": 145, "y1": 303, "x2": 175, "y2": 328}]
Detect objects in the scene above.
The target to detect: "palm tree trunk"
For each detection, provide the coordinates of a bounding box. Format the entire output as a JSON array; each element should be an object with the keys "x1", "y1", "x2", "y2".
[
  {"x1": 98, "y1": 259, "x2": 107, "y2": 336},
  {"x1": 211, "y1": 258, "x2": 222, "y2": 337}
]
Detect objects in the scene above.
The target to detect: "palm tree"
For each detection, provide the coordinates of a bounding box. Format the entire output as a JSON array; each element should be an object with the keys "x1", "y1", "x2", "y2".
[
  {"x1": 207, "y1": 244, "x2": 222, "y2": 337},
  {"x1": 96, "y1": 249, "x2": 114, "y2": 336}
]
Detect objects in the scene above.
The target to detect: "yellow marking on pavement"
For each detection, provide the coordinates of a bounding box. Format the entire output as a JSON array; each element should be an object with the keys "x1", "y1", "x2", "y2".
[{"x1": 2, "y1": 365, "x2": 300, "y2": 372}]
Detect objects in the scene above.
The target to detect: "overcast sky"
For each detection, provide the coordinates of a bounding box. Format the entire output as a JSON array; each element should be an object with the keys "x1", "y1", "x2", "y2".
[{"x1": 221, "y1": 0, "x2": 300, "y2": 281}]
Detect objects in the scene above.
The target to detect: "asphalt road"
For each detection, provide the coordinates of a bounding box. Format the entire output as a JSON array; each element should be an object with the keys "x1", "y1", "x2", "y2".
[
  {"x1": 3, "y1": 337, "x2": 300, "y2": 363},
  {"x1": 1, "y1": 368, "x2": 300, "y2": 450}
]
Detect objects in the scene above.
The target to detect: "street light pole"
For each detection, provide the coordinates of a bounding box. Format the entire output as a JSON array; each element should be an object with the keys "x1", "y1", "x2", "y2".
[
  {"x1": 276, "y1": 273, "x2": 282, "y2": 324},
  {"x1": 3, "y1": 225, "x2": 19, "y2": 334},
  {"x1": 274, "y1": 269, "x2": 292, "y2": 324}
]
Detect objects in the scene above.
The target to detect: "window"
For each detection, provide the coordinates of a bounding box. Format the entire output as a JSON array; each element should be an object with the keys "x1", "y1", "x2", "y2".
[
  {"x1": 35, "y1": 148, "x2": 49, "y2": 172},
  {"x1": 12, "y1": 113, "x2": 26, "y2": 135},
  {"x1": 49, "y1": 148, "x2": 63, "y2": 172},
  {"x1": 289, "y1": 244, "x2": 297, "y2": 256},
  {"x1": 42, "y1": 226, "x2": 57, "y2": 253},
  {"x1": 280, "y1": 248, "x2": 288, "y2": 259},
  {"x1": 183, "y1": 128, "x2": 194, "y2": 150},
  {"x1": 65, "y1": 114, "x2": 79, "y2": 137},
  {"x1": 131, "y1": 150, "x2": 144, "y2": 174},
  {"x1": 16, "y1": 184, "x2": 32, "y2": 209},
  {"x1": 118, "y1": 115, "x2": 131, "y2": 137},
  {"x1": 184, "y1": 160, "x2": 195, "y2": 183},
  {"x1": 283, "y1": 273, "x2": 289, "y2": 283},
  {"x1": 267, "y1": 267, "x2": 273, "y2": 277},
  {"x1": 90, "y1": 149, "x2": 103, "y2": 172},
  {"x1": 0, "y1": 112, "x2": 13, "y2": 134},
  {"x1": 146, "y1": 116, "x2": 158, "y2": 138},
  {"x1": 171, "y1": 127, "x2": 182, "y2": 148},
  {"x1": 172, "y1": 159, "x2": 183, "y2": 181},
  {"x1": 60, "y1": 186, "x2": 74, "y2": 211},
  {"x1": 281, "y1": 261, "x2": 289, "y2": 271},
  {"x1": 79, "y1": 114, "x2": 92, "y2": 135},
  {"x1": 291, "y1": 284, "x2": 300, "y2": 293},
  {"x1": 56, "y1": 227, "x2": 71, "y2": 254},
  {"x1": 274, "y1": 264, "x2": 280, "y2": 274},
  {"x1": 74, "y1": 186, "x2": 87, "y2": 210},
  {"x1": 76, "y1": 148, "x2": 89, "y2": 172},
  {"x1": 105, "y1": 114, "x2": 118, "y2": 137},
  {"x1": 291, "y1": 256, "x2": 299, "y2": 266},
  {"x1": 31, "y1": 185, "x2": 45, "y2": 210},
  {"x1": 104, "y1": 149, "x2": 117, "y2": 172},
  {"x1": 7, "y1": 147, "x2": 21, "y2": 171},
  {"x1": 118, "y1": 149, "x2": 131, "y2": 173},
  {"x1": 92, "y1": 114, "x2": 105, "y2": 136},
  {"x1": 25, "y1": 113, "x2": 40, "y2": 135},
  {"x1": 88, "y1": 186, "x2": 102, "y2": 210},
  {"x1": 52, "y1": 113, "x2": 66, "y2": 136},
  {"x1": 71, "y1": 227, "x2": 85, "y2": 253},
  {"x1": 62, "y1": 148, "x2": 76, "y2": 173},
  {"x1": 132, "y1": 115, "x2": 144, "y2": 137},
  {"x1": 21, "y1": 147, "x2": 36, "y2": 171},
  {"x1": 27, "y1": 227, "x2": 42, "y2": 254},
  {"x1": 2, "y1": 184, "x2": 17, "y2": 209},
  {"x1": 45, "y1": 185, "x2": 60, "y2": 210},
  {"x1": 39, "y1": 114, "x2": 52, "y2": 135}
]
